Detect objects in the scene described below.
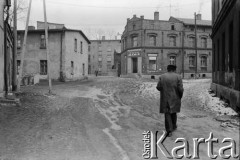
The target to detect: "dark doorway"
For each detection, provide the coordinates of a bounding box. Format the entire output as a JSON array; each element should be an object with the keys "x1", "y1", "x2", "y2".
[{"x1": 132, "y1": 58, "x2": 138, "y2": 73}]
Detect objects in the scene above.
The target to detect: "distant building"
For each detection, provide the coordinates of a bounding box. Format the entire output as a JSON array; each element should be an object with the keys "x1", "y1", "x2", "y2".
[
  {"x1": 17, "y1": 22, "x2": 90, "y2": 81},
  {"x1": 211, "y1": 0, "x2": 240, "y2": 112},
  {"x1": 121, "y1": 12, "x2": 212, "y2": 78},
  {"x1": 114, "y1": 50, "x2": 121, "y2": 77},
  {"x1": 0, "y1": 0, "x2": 14, "y2": 96},
  {"x1": 89, "y1": 37, "x2": 121, "y2": 75}
]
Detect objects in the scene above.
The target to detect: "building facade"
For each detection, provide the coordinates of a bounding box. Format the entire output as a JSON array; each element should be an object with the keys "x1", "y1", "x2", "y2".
[
  {"x1": 0, "y1": 0, "x2": 14, "y2": 96},
  {"x1": 17, "y1": 23, "x2": 90, "y2": 81},
  {"x1": 211, "y1": 0, "x2": 240, "y2": 112},
  {"x1": 121, "y1": 12, "x2": 212, "y2": 78},
  {"x1": 89, "y1": 38, "x2": 121, "y2": 75}
]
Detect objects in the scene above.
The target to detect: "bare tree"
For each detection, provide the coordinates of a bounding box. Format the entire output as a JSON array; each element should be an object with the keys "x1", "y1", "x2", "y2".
[
  {"x1": 8, "y1": 0, "x2": 28, "y2": 26},
  {"x1": 83, "y1": 27, "x2": 119, "y2": 40}
]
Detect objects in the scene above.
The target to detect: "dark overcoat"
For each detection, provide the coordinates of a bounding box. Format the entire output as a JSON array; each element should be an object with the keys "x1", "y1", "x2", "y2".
[{"x1": 156, "y1": 72, "x2": 184, "y2": 113}]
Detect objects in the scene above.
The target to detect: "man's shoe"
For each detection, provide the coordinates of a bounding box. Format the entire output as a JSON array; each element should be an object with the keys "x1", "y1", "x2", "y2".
[
  {"x1": 173, "y1": 126, "x2": 177, "y2": 131},
  {"x1": 166, "y1": 132, "x2": 172, "y2": 137}
]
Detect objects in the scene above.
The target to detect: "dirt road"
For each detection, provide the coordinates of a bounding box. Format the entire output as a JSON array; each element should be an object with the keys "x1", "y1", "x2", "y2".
[{"x1": 0, "y1": 77, "x2": 239, "y2": 160}]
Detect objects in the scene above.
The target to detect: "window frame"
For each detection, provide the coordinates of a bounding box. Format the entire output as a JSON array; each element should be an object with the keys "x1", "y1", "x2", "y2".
[
  {"x1": 40, "y1": 60, "x2": 47, "y2": 75},
  {"x1": 40, "y1": 34, "x2": 46, "y2": 49}
]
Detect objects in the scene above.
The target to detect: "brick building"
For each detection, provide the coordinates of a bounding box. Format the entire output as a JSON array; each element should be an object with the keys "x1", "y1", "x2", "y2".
[
  {"x1": 121, "y1": 12, "x2": 212, "y2": 78},
  {"x1": 211, "y1": 0, "x2": 240, "y2": 112},
  {"x1": 88, "y1": 37, "x2": 121, "y2": 75},
  {"x1": 17, "y1": 22, "x2": 90, "y2": 81},
  {"x1": 0, "y1": 0, "x2": 14, "y2": 96}
]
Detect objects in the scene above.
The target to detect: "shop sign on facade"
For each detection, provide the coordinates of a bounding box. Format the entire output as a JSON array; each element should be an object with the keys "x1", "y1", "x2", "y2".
[{"x1": 127, "y1": 49, "x2": 142, "y2": 57}]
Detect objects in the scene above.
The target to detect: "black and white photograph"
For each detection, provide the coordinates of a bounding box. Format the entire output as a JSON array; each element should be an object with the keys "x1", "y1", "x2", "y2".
[{"x1": 0, "y1": 0, "x2": 239, "y2": 159}]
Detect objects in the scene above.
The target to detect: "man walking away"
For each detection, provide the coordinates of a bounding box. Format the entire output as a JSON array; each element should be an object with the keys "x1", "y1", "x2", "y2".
[{"x1": 156, "y1": 65, "x2": 184, "y2": 137}]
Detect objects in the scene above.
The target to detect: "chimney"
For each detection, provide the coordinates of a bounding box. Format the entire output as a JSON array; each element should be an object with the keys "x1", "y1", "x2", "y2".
[
  {"x1": 154, "y1": 11, "x2": 159, "y2": 20},
  {"x1": 28, "y1": 26, "x2": 35, "y2": 30},
  {"x1": 196, "y1": 14, "x2": 202, "y2": 20},
  {"x1": 102, "y1": 36, "x2": 105, "y2": 40},
  {"x1": 140, "y1": 15, "x2": 144, "y2": 19}
]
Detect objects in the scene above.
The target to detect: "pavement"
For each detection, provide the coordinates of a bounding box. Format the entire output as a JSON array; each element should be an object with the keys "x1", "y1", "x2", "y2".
[{"x1": 0, "y1": 77, "x2": 239, "y2": 160}]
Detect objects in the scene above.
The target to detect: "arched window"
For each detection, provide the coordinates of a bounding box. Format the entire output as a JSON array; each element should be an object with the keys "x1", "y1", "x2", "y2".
[
  {"x1": 149, "y1": 35, "x2": 156, "y2": 46},
  {"x1": 201, "y1": 37, "x2": 207, "y2": 48},
  {"x1": 189, "y1": 37, "x2": 195, "y2": 48},
  {"x1": 169, "y1": 56, "x2": 176, "y2": 65},
  {"x1": 169, "y1": 36, "x2": 176, "y2": 47}
]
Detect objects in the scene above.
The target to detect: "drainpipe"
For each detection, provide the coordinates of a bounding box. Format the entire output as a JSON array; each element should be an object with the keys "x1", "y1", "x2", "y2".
[{"x1": 59, "y1": 29, "x2": 64, "y2": 81}]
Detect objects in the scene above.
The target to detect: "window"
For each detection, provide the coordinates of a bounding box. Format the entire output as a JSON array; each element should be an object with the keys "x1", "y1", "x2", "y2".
[
  {"x1": 80, "y1": 41, "x2": 83, "y2": 53},
  {"x1": 98, "y1": 61, "x2": 102, "y2": 69},
  {"x1": 107, "y1": 46, "x2": 112, "y2": 52},
  {"x1": 98, "y1": 55, "x2": 102, "y2": 61},
  {"x1": 133, "y1": 24, "x2": 136, "y2": 30},
  {"x1": 40, "y1": 34, "x2": 46, "y2": 48},
  {"x1": 107, "y1": 55, "x2": 111, "y2": 62},
  {"x1": 200, "y1": 56, "x2": 207, "y2": 67},
  {"x1": 189, "y1": 37, "x2": 195, "y2": 48},
  {"x1": 107, "y1": 61, "x2": 112, "y2": 70},
  {"x1": 201, "y1": 38, "x2": 207, "y2": 48},
  {"x1": 189, "y1": 56, "x2": 195, "y2": 67},
  {"x1": 88, "y1": 55, "x2": 91, "y2": 62},
  {"x1": 149, "y1": 56, "x2": 157, "y2": 71},
  {"x1": 169, "y1": 36, "x2": 176, "y2": 47},
  {"x1": 132, "y1": 36, "x2": 138, "y2": 47},
  {"x1": 17, "y1": 35, "x2": 21, "y2": 48},
  {"x1": 98, "y1": 45, "x2": 102, "y2": 51},
  {"x1": 71, "y1": 61, "x2": 74, "y2": 75},
  {"x1": 88, "y1": 45, "x2": 90, "y2": 52},
  {"x1": 169, "y1": 56, "x2": 176, "y2": 65},
  {"x1": 149, "y1": 35, "x2": 156, "y2": 46},
  {"x1": 171, "y1": 25, "x2": 175, "y2": 30},
  {"x1": 40, "y1": 60, "x2": 47, "y2": 75},
  {"x1": 74, "y1": 39, "x2": 77, "y2": 52},
  {"x1": 82, "y1": 63, "x2": 85, "y2": 76},
  {"x1": 17, "y1": 60, "x2": 21, "y2": 74}
]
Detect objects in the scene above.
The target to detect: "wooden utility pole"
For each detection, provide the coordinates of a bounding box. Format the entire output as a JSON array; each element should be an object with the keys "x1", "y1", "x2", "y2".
[
  {"x1": 43, "y1": 0, "x2": 52, "y2": 94},
  {"x1": 194, "y1": 12, "x2": 198, "y2": 77},
  {"x1": 17, "y1": 0, "x2": 32, "y2": 91},
  {"x1": 12, "y1": 0, "x2": 17, "y2": 91}
]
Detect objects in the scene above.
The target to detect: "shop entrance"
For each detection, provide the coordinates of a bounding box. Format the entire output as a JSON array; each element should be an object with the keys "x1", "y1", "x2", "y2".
[{"x1": 132, "y1": 58, "x2": 138, "y2": 73}]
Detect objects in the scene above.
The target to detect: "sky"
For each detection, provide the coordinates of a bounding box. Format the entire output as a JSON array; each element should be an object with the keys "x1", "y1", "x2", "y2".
[{"x1": 18, "y1": 0, "x2": 212, "y2": 39}]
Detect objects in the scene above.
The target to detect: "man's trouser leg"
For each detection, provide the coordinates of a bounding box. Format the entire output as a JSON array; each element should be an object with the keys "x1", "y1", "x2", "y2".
[
  {"x1": 171, "y1": 113, "x2": 177, "y2": 129},
  {"x1": 165, "y1": 113, "x2": 173, "y2": 132}
]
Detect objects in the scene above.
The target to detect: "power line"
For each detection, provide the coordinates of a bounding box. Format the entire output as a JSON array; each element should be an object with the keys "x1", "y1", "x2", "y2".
[{"x1": 46, "y1": 0, "x2": 201, "y2": 10}]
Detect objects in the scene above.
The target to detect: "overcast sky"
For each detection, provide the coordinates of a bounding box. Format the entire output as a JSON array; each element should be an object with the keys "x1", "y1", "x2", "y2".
[{"x1": 18, "y1": 0, "x2": 212, "y2": 39}]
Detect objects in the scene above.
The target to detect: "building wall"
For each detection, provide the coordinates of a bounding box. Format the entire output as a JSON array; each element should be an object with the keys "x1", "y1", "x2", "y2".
[
  {"x1": 121, "y1": 15, "x2": 212, "y2": 78},
  {"x1": 89, "y1": 40, "x2": 121, "y2": 75},
  {"x1": 211, "y1": 0, "x2": 240, "y2": 112},
  {"x1": 17, "y1": 31, "x2": 62, "y2": 80},
  {"x1": 0, "y1": 1, "x2": 4, "y2": 93},
  {"x1": 64, "y1": 31, "x2": 88, "y2": 79}
]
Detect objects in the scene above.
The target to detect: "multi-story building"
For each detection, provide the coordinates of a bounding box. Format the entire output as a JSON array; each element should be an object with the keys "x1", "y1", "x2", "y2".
[
  {"x1": 211, "y1": 0, "x2": 240, "y2": 112},
  {"x1": 89, "y1": 37, "x2": 121, "y2": 75},
  {"x1": 0, "y1": 0, "x2": 14, "y2": 96},
  {"x1": 17, "y1": 22, "x2": 90, "y2": 81},
  {"x1": 121, "y1": 12, "x2": 212, "y2": 78}
]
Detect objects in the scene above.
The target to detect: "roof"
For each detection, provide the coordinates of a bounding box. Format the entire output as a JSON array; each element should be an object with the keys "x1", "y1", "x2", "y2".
[
  {"x1": 17, "y1": 28, "x2": 91, "y2": 44},
  {"x1": 169, "y1": 17, "x2": 212, "y2": 26},
  {"x1": 90, "y1": 40, "x2": 121, "y2": 42}
]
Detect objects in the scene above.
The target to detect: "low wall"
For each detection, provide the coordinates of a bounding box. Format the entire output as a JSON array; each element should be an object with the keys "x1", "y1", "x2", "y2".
[{"x1": 211, "y1": 83, "x2": 240, "y2": 113}]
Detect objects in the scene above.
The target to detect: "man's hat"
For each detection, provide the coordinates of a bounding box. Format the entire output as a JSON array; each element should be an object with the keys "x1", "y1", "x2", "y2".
[{"x1": 167, "y1": 65, "x2": 177, "y2": 71}]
